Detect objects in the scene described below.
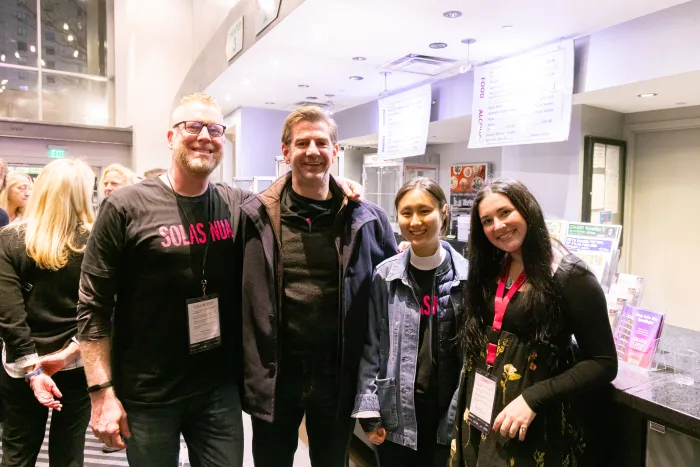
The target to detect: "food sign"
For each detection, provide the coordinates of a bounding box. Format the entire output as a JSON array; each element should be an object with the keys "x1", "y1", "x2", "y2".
[{"x1": 450, "y1": 163, "x2": 490, "y2": 212}]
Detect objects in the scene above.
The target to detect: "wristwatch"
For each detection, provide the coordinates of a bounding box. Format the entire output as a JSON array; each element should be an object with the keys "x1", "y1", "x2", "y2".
[{"x1": 87, "y1": 381, "x2": 113, "y2": 393}]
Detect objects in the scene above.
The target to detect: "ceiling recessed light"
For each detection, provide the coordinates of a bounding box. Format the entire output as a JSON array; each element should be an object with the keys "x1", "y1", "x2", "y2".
[
  {"x1": 461, "y1": 38, "x2": 477, "y2": 45},
  {"x1": 352, "y1": 56, "x2": 366, "y2": 61},
  {"x1": 306, "y1": 96, "x2": 318, "y2": 100},
  {"x1": 502, "y1": 25, "x2": 514, "y2": 29},
  {"x1": 1, "y1": 80, "x2": 7, "y2": 85},
  {"x1": 325, "y1": 94, "x2": 335, "y2": 98},
  {"x1": 265, "y1": 102, "x2": 275, "y2": 105},
  {"x1": 638, "y1": 93, "x2": 657, "y2": 98},
  {"x1": 443, "y1": 11, "x2": 462, "y2": 18},
  {"x1": 298, "y1": 84, "x2": 309, "y2": 88},
  {"x1": 429, "y1": 42, "x2": 448, "y2": 49},
  {"x1": 349, "y1": 76, "x2": 364, "y2": 80},
  {"x1": 676, "y1": 102, "x2": 687, "y2": 105}
]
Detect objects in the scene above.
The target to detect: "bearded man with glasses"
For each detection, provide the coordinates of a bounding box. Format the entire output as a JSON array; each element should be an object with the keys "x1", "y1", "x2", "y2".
[{"x1": 77, "y1": 93, "x2": 249, "y2": 466}]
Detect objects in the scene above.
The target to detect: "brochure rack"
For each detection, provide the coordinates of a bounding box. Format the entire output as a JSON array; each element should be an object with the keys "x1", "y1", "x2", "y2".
[{"x1": 613, "y1": 306, "x2": 666, "y2": 371}]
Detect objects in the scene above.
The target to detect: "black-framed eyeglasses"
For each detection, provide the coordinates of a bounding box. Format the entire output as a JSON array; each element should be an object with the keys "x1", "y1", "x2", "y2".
[{"x1": 173, "y1": 121, "x2": 226, "y2": 138}]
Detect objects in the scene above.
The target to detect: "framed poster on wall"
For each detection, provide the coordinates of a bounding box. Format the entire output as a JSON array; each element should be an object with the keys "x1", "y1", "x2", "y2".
[{"x1": 450, "y1": 163, "x2": 490, "y2": 213}]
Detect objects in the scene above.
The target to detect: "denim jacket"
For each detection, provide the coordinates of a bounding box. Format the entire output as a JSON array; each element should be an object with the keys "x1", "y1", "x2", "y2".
[{"x1": 352, "y1": 241, "x2": 468, "y2": 449}]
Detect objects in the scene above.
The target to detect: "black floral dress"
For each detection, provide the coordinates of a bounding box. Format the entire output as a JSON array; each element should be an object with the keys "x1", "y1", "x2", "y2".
[{"x1": 450, "y1": 254, "x2": 612, "y2": 467}]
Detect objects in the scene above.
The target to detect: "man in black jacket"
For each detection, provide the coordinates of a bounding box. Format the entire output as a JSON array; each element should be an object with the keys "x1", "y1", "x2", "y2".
[{"x1": 240, "y1": 106, "x2": 398, "y2": 467}]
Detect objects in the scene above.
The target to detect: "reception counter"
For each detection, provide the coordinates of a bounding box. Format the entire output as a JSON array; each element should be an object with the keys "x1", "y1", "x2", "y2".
[{"x1": 606, "y1": 324, "x2": 700, "y2": 466}]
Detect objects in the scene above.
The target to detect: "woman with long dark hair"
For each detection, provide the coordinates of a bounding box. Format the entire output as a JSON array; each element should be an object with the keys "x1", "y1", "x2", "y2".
[{"x1": 450, "y1": 178, "x2": 617, "y2": 467}]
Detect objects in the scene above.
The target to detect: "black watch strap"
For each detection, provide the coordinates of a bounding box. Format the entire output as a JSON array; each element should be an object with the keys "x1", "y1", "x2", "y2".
[{"x1": 87, "y1": 381, "x2": 113, "y2": 393}]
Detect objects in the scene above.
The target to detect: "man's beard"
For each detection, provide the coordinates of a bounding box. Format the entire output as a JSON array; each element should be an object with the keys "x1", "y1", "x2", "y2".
[{"x1": 174, "y1": 144, "x2": 222, "y2": 177}]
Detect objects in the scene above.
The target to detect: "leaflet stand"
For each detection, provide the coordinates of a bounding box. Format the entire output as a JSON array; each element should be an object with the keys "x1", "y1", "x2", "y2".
[{"x1": 613, "y1": 311, "x2": 665, "y2": 372}]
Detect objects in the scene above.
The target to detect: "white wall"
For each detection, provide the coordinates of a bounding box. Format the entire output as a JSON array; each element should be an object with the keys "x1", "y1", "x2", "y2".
[
  {"x1": 628, "y1": 127, "x2": 700, "y2": 330},
  {"x1": 500, "y1": 106, "x2": 583, "y2": 220},
  {"x1": 582, "y1": 0, "x2": 700, "y2": 92},
  {"x1": 114, "y1": 0, "x2": 197, "y2": 174},
  {"x1": 192, "y1": 0, "x2": 241, "y2": 59},
  {"x1": 237, "y1": 107, "x2": 290, "y2": 177},
  {"x1": 625, "y1": 105, "x2": 700, "y2": 126}
]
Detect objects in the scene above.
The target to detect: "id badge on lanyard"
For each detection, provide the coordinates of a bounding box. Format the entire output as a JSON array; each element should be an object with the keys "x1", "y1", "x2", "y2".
[
  {"x1": 468, "y1": 259, "x2": 526, "y2": 433},
  {"x1": 187, "y1": 294, "x2": 221, "y2": 354},
  {"x1": 167, "y1": 175, "x2": 222, "y2": 354}
]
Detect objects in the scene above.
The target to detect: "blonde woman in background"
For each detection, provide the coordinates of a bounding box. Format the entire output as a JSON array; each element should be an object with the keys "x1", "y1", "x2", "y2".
[
  {"x1": 0, "y1": 171, "x2": 33, "y2": 223},
  {"x1": 0, "y1": 159, "x2": 95, "y2": 466},
  {"x1": 101, "y1": 163, "x2": 137, "y2": 197},
  {"x1": 0, "y1": 158, "x2": 9, "y2": 227}
]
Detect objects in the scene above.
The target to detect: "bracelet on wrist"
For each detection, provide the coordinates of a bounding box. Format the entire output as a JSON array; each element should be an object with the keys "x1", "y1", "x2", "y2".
[
  {"x1": 87, "y1": 381, "x2": 113, "y2": 394},
  {"x1": 24, "y1": 366, "x2": 44, "y2": 382}
]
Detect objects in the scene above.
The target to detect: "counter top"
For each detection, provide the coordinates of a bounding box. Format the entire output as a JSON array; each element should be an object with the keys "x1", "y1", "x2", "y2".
[{"x1": 612, "y1": 324, "x2": 700, "y2": 438}]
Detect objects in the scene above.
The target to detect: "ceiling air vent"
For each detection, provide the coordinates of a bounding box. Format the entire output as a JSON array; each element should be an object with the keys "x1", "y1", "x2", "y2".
[
  {"x1": 290, "y1": 101, "x2": 330, "y2": 109},
  {"x1": 381, "y1": 53, "x2": 458, "y2": 76}
]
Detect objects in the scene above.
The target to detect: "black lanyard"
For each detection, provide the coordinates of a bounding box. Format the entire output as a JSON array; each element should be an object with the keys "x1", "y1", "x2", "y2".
[{"x1": 166, "y1": 174, "x2": 213, "y2": 297}]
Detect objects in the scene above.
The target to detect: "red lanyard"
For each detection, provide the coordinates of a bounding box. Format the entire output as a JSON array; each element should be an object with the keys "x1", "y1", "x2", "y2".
[{"x1": 486, "y1": 260, "x2": 526, "y2": 366}]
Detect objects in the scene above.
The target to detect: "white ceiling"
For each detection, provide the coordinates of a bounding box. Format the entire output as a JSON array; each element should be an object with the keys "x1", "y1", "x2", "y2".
[
  {"x1": 574, "y1": 70, "x2": 700, "y2": 113},
  {"x1": 207, "y1": 0, "x2": 689, "y2": 116},
  {"x1": 341, "y1": 115, "x2": 472, "y2": 148}
]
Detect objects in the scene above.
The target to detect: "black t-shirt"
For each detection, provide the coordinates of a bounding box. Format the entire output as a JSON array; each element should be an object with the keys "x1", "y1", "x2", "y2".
[
  {"x1": 79, "y1": 178, "x2": 242, "y2": 406},
  {"x1": 410, "y1": 254, "x2": 450, "y2": 415}
]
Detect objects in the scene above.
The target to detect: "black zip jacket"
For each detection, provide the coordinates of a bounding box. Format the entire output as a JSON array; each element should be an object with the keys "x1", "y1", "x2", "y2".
[{"x1": 239, "y1": 174, "x2": 398, "y2": 422}]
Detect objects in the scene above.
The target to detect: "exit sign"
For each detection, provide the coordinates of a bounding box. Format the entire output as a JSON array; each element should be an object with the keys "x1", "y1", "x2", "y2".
[{"x1": 48, "y1": 147, "x2": 67, "y2": 159}]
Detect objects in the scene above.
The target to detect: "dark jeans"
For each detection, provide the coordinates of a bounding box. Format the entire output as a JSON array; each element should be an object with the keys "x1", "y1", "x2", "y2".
[
  {"x1": 123, "y1": 382, "x2": 243, "y2": 467},
  {"x1": 0, "y1": 367, "x2": 90, "y2": 467},
  {"x1": 252, "y1": 357, "x2": 355, "y2": 467},
  {"x1": 376, "y1": 404, "x2": 449, "y2": 467},
  {"x1": 376, "y1": 440, "x2": 450, "y2": 467}
]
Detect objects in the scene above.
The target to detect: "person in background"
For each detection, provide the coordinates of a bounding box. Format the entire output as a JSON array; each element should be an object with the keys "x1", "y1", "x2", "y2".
[
  {"x1": 241, "y1": 106, "x2": 397, "y2": 467},
  {"x1": 0, "y1": 159, "x2": 9, "y2": 227},
  {"x1": 100, "y1": 164, "x2": 137, "y2": 198},
  {"x1": 450, "y1": 178, "x2": 617, "y2": 467},
  {"x1": 144, "y1": 168, "x2": 167, "y2": 179},
  {"x1": 0, "y1": 159, "x2": 96, "y2": 466},
  {"x1": 0, "y1": 171, "x2": 33, "y2": 223},
  {"x1": 354, "y1": 178, "x2": 467, "y2": 467}
]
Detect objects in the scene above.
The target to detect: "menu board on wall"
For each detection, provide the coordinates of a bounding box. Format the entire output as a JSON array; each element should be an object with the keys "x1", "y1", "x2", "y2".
[
  {"x1": 468, "y1": 40, "x2": 575, "y2": 148},
  {"x1": 449, "y1": 163, "x2": 489, "y2": 212},
  {"x1": 378, "y1": 84, "x2": 432, "y2": 160}
]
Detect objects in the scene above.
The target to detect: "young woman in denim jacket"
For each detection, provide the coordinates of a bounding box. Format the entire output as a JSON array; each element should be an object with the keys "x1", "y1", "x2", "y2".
[{"x1": 353, "y1": 177, "x2": 468, "y2": 467}]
